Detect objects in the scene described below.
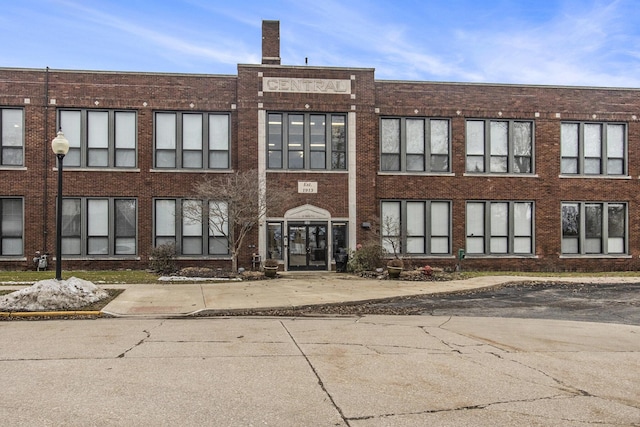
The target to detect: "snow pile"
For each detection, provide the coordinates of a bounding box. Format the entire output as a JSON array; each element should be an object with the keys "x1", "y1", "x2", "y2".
[{"x1": 0, "y1": 277, "x2": 108, "y2": 312}]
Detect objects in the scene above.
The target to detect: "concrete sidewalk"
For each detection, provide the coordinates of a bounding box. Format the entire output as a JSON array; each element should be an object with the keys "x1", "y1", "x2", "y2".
[{"x1": 100, "y1": 273, "x2": 640, "y2": 317}]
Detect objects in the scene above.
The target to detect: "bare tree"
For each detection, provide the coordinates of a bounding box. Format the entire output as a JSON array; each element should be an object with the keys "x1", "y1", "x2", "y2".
[
  {"x1": 381, "y1": 214, "x2": 402, "y2": 259},
  {"x1": 183, "y1": 169, "x2": 290, "y2": 272}
]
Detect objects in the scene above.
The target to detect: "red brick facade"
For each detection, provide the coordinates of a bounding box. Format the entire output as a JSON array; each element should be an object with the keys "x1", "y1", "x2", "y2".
[{"x1": 1, "y1": 21, "x2": 639, "y2": 272}]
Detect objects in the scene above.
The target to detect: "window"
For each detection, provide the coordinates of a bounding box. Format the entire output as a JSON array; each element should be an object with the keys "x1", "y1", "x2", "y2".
[
  {"x1": 61, "y1": 198, "x2": 136, "y2": 256},
  {"x1": 380, "y1": 117, "x2": 450, "y2": 172},
  {"x1": 154, "y1": 199, "x2": 229, "y2": 256},
  {"x1": 1, "y1": 108, "x2": 24, "y2": 166},
  {"x1": 466, "y1": 201, "x2": 533, "y2": 255},
  {"x1": 268, "y1": 113, "x2": 346, "y2": 170},
  {"x1": 561, "y1": 122, "x2": 626, "y2": 175},
  {"x1": 267, "y1": 222, "x2": 283, "y2": 260},
  {"x1": 58, "y1": 110, "x2": 136, "y2": 168},
  {"x1": 561, "y1": 202, "x2": 626, "y2": 255},
  {"x1": 380, "y1": 200, "x2": 451, "y2": 256},
  {"x1": 154, "y1": 112, "x2": 230, "y2": 169},
  {"x1": 466, "y1": 119, "x2": 533, "y2": 173},
  {"x1": 0, "y1": 198, "x2": 23, "y2": 255}
]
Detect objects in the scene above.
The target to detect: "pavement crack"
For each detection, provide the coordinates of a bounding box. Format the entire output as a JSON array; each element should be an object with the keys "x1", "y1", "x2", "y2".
[
  {"x1": 280, "y1": 321, "x2": 351, "y2": 427},
  {"x1": 117, "y1": 320, "x2": 164, "y2": 358}
]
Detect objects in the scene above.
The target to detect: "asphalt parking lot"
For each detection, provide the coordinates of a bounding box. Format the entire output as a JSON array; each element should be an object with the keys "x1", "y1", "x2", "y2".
[{"x1": 249, "y1": 281, "x2": 640, "y2": 326}]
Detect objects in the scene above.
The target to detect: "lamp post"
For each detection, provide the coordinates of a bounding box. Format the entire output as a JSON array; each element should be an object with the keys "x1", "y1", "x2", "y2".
[{"x1": 51, "y1": 130, "x2": 69, "y2": 281}]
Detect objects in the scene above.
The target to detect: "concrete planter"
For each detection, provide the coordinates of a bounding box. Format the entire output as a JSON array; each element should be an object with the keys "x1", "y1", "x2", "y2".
[
  {"x1": 387, "y1": 266, "x2": 403, "y2": 279},
  {"x1": 263, "y1": 266, "x2": 278, "y2": 278}
]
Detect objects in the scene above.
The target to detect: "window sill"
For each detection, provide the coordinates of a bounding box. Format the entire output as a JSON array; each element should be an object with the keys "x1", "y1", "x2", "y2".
[
  {"x1": 266, "y1": 169, "x2": 348, "y2": 174},
  {"x1": 378, "y1": 172, "x2": 455, "y2": 177},
  {"x1": 559, "y1": 254, "x2": 632, "y2": 259},
  {"x1": 0, "y1": 167, "x2": 27, "y2": 171},
  {"x1": 150, "y1": 169, "x2": 234, "y2": 174},
  {"x1": 0, "y1": 257, "x2": 27, "y2": 262},
  {"x1": 52, "y1": 256, "x2": 142, "y2": 261},
  {"x1": 53, "y1": 167, "x2": 141, "y2": 172},
  {"x1": 559, "y1": 174, "x2": 631, "y2": 180},
  {"x1": 464, "y1": 254, "x2": 538, "y2": 259},
  {"x1": 463, "y1": 173, "x2": 539, "y2": 178}
]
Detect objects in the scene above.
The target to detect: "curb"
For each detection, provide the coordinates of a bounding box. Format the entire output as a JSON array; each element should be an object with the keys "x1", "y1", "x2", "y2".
[{"x1": 0, "y1": 311, "x2": 103, "y2": 318}]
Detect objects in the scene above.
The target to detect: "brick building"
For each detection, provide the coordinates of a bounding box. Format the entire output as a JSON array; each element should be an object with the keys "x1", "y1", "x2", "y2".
[{"x1": 1, "y1": 20, "x2": 639, "y2": 272}]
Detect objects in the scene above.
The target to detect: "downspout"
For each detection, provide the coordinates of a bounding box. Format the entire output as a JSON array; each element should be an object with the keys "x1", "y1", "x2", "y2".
[{"x1": 42, "y1": 67, "x2": 49, "y2": 252}]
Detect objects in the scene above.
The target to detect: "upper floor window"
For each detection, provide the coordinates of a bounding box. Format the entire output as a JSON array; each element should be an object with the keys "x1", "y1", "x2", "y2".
[
  {"x1": 562, "y1": 202, "x2": 626, "y2": 255},
  {"x1": 381, "y1": 200, "x2": 451, "y2": 256},
  {"x1": 154, "y1": 112, "x2": 230, "y2": 169},
  {"x1": 62, "y1": 198, "x2": 137, "y2": 256},
  {"x1": 381, "y1": 118, "x2": 450, "y2": 172},
  {"x1": 154, "y1": 198, "x2": 228, "y2": 256},
  {"x1": 59, "y1": 110, "x2": 136, "y2": 168},
  {"x1": 268, "y1": 113, "x2": 347, "y2": 170},
  {"x1": 466, "y1": 120, "x2": 533, "y2": 174},
  {"x1": 466, "y1": 201, "x2": 534, "y2": 255},
  {"x1": 561, "y1": 122, "x2": 626, "y2": 175},
  {"x1": 0, "y1": 198, "x2": 23, "y2": 256},
  {"x1": 1, "y1": 108, "x2": 24, "y2": 166}
]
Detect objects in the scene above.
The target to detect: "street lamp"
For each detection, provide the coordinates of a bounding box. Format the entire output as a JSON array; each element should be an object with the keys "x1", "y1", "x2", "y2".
[{"x1": 51, "y1": 130, "x2": 69, "y2": 281}]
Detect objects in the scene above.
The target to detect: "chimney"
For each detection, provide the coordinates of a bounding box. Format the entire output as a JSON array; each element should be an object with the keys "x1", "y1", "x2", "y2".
[{"x1": 262, "y1": 20, "x2": 281, "y2": 65}]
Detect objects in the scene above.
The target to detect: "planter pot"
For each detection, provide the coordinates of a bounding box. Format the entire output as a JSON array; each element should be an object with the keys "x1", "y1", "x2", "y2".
[
  {"x1": 263, "y1": 266, "x2": 278, "y2": 278},
  {"x1": 387, "y1": 266, "x2": 403, "y2": 279}
]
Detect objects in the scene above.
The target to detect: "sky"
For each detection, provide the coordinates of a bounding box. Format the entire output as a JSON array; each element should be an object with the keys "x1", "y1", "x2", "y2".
[{"x1": 2, "y1": 0, "x2": 640, "y2": 87}]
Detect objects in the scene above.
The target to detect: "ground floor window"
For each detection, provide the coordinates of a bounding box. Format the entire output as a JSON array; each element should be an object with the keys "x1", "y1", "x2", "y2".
[
  {"x1": 62, "y1": 198, "x2": 136, "y2": 256},
  {"x1": 267, "y1": 222, "x2": 283, "y2": 260},
  {"x1": 1, "y1": 198, "x2": 23, "y2": 256},
  {"x1": 466, "y1": 201, "x2": 533, "y2": 255},
  {"x1": 154, "y1": 199, "x2": 228, "y2": 256},
  {"x1": 381, "y1": 200, "x2": 451, "y2": 256},
  {"x1": 562, "y1": 202, "x2": 626, "y2": 255}
]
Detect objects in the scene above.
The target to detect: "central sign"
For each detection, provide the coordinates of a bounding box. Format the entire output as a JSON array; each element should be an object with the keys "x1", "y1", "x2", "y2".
[{"x1": 263, "y1": 77, "x2": 351, "y2": 94}]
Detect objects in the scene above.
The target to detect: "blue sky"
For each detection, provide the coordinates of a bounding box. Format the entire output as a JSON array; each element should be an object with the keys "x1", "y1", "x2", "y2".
[{"x1": 2, "y1": 0, "x2": 639, "y2": 87}]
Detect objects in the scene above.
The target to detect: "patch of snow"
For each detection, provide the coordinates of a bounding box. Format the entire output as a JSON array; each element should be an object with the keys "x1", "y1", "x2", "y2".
[{"x1": 0, "y1": 277, "x2": 108, "y2": 312}]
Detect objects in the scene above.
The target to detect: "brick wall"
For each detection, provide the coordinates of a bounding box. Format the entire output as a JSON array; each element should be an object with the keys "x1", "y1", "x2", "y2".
[{"x1": 2, "y1": 58, "x2": 640, "y2": 271}]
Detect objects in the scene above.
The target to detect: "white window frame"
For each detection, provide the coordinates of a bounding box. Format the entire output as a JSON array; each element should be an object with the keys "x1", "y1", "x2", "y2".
[
  {"x1": 465, "y1": 201, "x2": 534, "y2": 255},
  {"x1": 561, "y1": 202, "x2": 627, "y2": 255},
  {"x1": 58, "y1": 109, "x2": 137, "y2": 168},
  {"x1": 380, "y1": 117, "x2": 450, "y2": 173},
  {"x1": 465, "y1": 119, "x2": 534, "y2": 174},
  {"x1": 153, "y1": 198, "x2": 229, "y2": 256},
  {"x1": 1, "y1": 108, "x2": 24, "y2": 167},
  {"x1": 380, "y1": 200, "x2": 451, "y2": 256},
  {"x1": 61, "y1": 197, "x2": 137, "y2": 256},
  {"x1": 0, "y1": 197, "x2": 23, "y2": 256},
  {"x1": 154, "y1": 112, "x2": 231, "y2": 170},
  {"x1": 560, "y1": 122, "x2": 627, "y2": 176}
]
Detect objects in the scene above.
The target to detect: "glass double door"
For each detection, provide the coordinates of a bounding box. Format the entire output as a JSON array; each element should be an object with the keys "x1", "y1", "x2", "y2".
[{"x1": 288, "y1": 223, "x2": 327, "y2": 270}]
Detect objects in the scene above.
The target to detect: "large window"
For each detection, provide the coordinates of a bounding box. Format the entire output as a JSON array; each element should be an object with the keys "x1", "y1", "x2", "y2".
[
  {"x1": 1, "y1": 108, "x2": 24, "y2": 166},
  {"x1": 154, "y1": 199, "x2": 228, "y2": 256},
  {"x1": 561, "y1": 122, "x2": 626, "y2": 175},
  {"x1": 380, "y1": 200, "x2": 450, "y2": 256},
  {"x1": 58, "y1": 110, "x2": 136, "y2": 168},
  {"x1": 155, "y1": 112, "x2": 230, "y2": 169},
  {"x1": 381, "y1": 118, "x2": 450, "y2": 172},
  {"x1": 0, "y1": 198, "x2": 23, "y2": 255},
  {"x1": 466, "y1": 201, "x2": 533, "y2": 255},
  {"x1": 268, "y1": 113, "x2": 347, "y2": 170},
  {"x1": 61, "y1": 198, "x2": 136, "y2": 256},
  {"x1": 562, "y1": 202, "x2": 626, "y2": 255},
  {"x1": 466, "y1": 120, "x2": 533, "y2": 173}
]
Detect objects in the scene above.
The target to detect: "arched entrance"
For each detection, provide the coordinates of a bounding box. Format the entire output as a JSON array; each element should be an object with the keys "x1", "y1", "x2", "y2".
[{"x1": 264, "y1": 204, "x2": 348, "y2": 271}]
